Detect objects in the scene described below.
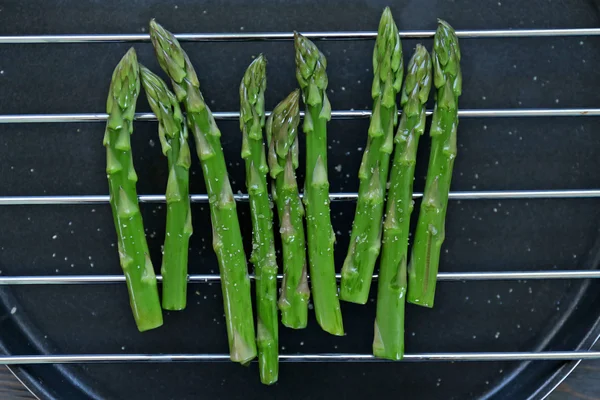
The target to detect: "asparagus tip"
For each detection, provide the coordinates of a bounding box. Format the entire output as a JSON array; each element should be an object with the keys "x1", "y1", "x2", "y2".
[
  {"x1": 380, "y1": 6, "x2": 393, "y2": 23},
  {"x1": 414, "y1": 43, "x2": 427, "y2": 57},
  {"x1": 289, "y1": 88, "x2": 301, "y2": 104},
  {"x1": 254, "y1": 53, "x2": 266, "y2": 64},
  {"x1": 437, "y1": 18, "x2": 454, "y2": 31},
  {"x1": 267, "y1": 90, "x2": 301, "y2": 175},
  {"x1": 148, "y1": 19, "x2": 165, "y2": 40},
  {"x1": 124, "y1": 46, "x2": 137, "y2": 60},
  {"x1": 434, "y1": 19, "x2": 460, "y2": 60},
  {"x1": 245, "y1": 53, "x2": 267, "y2": 77}
]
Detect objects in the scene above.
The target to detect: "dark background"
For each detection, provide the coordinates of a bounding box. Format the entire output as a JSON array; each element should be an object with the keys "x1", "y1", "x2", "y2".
[{"x1": 0, "y1": 0, "x2": 600, "y2": 399}]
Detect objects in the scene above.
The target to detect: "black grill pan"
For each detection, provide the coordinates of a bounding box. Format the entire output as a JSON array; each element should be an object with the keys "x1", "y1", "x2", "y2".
[{"x1": 0, "y1": 0, "x2": 600, "y2": 399}]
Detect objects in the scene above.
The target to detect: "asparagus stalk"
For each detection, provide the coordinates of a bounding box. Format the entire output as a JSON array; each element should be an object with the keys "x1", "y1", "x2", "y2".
[
  {"x1": 266, "y1": 89, "x2": 309, "y2": 329},
  {"x1": 140, "y1": 66, "x2": 193, "y2": 311},
  {"x1": 104, "y1": 48, "x2": 163, "y2": 332},
  {"x1": 407, "y1": 20, "x2": 462, "y2": 308},
  {"x1": 374, "y1": 45, "x2": 432, "y2": 360},
  {"x1": 150, "y1": 20, "x2": 257, "y2": 363},
  {"x1": 340, "y1": 7, "x2": 404, "y2": 304},
  {"x1": 239, "y1": 55, "x2": 279, "y2": 384},
  {"x1": 294, "y1": 32, "x2": 344, "y2": 336}
]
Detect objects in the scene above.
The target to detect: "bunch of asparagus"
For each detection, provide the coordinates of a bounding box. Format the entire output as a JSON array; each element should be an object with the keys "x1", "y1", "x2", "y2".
[
  {"x1": 341, "y1": 7, "x2": 404, "y2": 305},
  {"x1": 104, "y1": 48, "x2": 163, "y2": 332},
  {"x1": 240, "y1": 55, "x2": 279, "y2": 384},
  {"x1": 295, "y1": 32, "x2": 344, "y2": 336},
  {"x1": 102, "y1": 8, "x2": 461, "y2": 385},
  {"x1": 266, "y1": 89, "x2": 309, "y2": 330},
  {"x1": 371, "y1": 19, "x2": 459, "y2": 359},
  {"x1": 370, "y1": 19, "x2": 459, "y2": 359},
  {"x1": 150, "y1": 20, "x2": 258, "y2": 364},
  {"x1": 140, "y1": 66, "x2": 193, "y2": 312},
  {"x1": 407, "y1": 20, "x2": 462, "y2": 308},
  {"x1": 374, "y1": 45, "x2": 432, "y2": 360}
]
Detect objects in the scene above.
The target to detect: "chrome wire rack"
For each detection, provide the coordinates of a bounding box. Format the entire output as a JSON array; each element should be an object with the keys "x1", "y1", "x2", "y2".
[{"x1": 1, "y1": 27, "x2": 600, "y2": 366}]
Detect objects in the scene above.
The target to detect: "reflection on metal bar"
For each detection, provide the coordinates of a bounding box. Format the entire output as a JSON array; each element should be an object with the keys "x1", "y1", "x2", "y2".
[
  {"x1": 0, "y1": 270, "x2": 599, "y2": 285},
  {"x1": 1, "y1": 351, "x2": 600, "y2": 364},
  {"x1": 1, "y1": 108, "x2": 599, "y2": 123},
  {"x1": 1, "y1": 28, "x2": 600, "y2": 44},
  {"x1": 0, "y1": 190, "x2": 598, "y2": 206}
]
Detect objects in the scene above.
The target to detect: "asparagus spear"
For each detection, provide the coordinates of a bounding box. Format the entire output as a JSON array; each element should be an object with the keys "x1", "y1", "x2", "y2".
[
  {"x1": 104, "y1": 48, "x2": 163, "y2": 332},
  {"x1": 239, "y1": 55, "x2": 279, "y2": 384},
  {"x1": 374, "y1": 45, "x2": 432, "y2": 360},
  {"x1": 140, "y1": 66, "x2": 193, "y2": 311},
  {"x1": 407, "y1": 20, "x2": 462, "y2": 308},
  {"x1": 266, "y1": 89, "x2": 309, "y2": 329},
  {"x1": 149, "y1": 20, "x2": 257, "y2": 363},
  {"x1": 294, "y1": 32, "x2": 344, "y2": 336},
  {"x1": 340, "y1": 7, "x2": 404, "y2": 305}
]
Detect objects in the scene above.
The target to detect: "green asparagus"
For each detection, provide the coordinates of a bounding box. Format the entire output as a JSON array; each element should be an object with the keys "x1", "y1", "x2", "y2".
[
  {"x1": 150, "y1": 20, "x2": 257, "y2": 363},
  {"x1": 266, "y1": 89, "x2": 309, "y2": 329},
  {"x1": 340, "y1": 7, "x2": 404, "y2": 305},
  {"x1": 407, "y1": 20, "x2": 462, "y2": 308},
  {"x1": 239, "y1": 55, "x2": 279, "y2": 384},
  {"x1": 374, "y1": 45, "x2": 432, "y2": 360},
  {"x1": 294, "y1": 32, "x2": 344, "y2": 336},
  {"x1": 139, "y1": 66, "x2": 192, "y2": 311},
  {"x1": 104, "y1": 48, "x2": 163, "y2": 332}
]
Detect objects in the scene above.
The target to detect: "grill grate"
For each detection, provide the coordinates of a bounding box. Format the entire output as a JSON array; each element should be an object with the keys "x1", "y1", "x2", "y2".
[
  {"x1": 0, "y1": 27, "x2": 599, "y2": 365},
  {"x1": 0, "y1": 107, "x2": 599, "y2": 123},
  {"x1": 2, "y1": 27, "x2": 600, "y2": 43}
]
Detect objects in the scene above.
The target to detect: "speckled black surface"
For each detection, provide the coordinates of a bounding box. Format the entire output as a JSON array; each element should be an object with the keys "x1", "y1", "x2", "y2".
[{"x1": 0, "y1": 0, "x2": 600, "y2": 399}]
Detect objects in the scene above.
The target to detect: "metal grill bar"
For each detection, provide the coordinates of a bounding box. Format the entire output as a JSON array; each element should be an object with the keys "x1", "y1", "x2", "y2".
[
  {"x1": 0, "y1": 190, "x2": 598, "y2": 206},
  {"x1": 1, "y1": 28, "x2": 600, "y2": 44},
  {"x1": 1, "y1": 108, "x2": 598, "y2": 124},
  {"x1": 1, "y1": 351, "x2": 600, "y2": 364},
  {"x1": 0, "y1": 270, "x2": 598, "y2": 285}
]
